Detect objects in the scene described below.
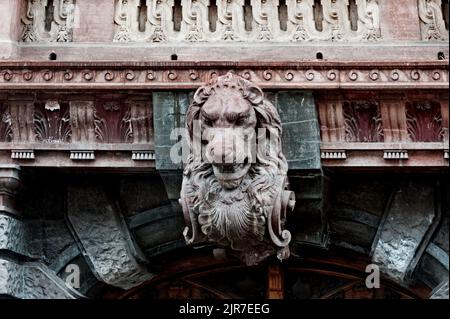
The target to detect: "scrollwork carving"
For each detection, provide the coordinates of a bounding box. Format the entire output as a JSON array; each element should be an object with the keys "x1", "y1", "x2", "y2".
[
  {"x1": 418, "y1": 0, "x2": 449, "y2": 41},
  {"x1": 21, "y1": 0, "x2": 76, "y2": 43},
  {"x1": 181, "y1": 0, "x2": 210, "y2": 42}
]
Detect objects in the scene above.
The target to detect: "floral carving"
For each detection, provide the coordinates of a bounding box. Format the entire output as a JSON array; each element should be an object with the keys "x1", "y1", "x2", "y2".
[
  {"x1": 34, "y1": 101, "x2": 71, "y2": 143},
  {"x1": 94, "y1": 102, "x2": 133, "y2": 143},
  {"x1": 406, "y1": 101, "x2": 444, "y2": 142},
  {"x1": 343, "y1": 101, "x2": 384, "y2": 142}
]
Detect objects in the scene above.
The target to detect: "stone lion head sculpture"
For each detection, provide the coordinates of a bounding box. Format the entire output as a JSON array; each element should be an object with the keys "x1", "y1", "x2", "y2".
[{"x1": 180, "y1": 73, "x2": 295, "y2": 265}]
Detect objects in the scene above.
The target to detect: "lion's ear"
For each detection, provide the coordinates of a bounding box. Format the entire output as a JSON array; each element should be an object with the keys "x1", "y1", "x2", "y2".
[
  {"x1": 239, "y1": 79, "x2": 263, "y2": 105},
  {"x1": 193, "y1": 86, "x2": 213, "y2": 106}
]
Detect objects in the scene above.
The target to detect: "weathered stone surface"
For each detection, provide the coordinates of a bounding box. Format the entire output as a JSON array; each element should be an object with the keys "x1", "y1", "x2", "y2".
[
  {"x1": 372, "y1": 181, "x2": 438, "y2": 282},
  {"x1": 0, "y1": 258, "x2": 22, "y2": 297},
  {"x1": 67, "y1": 184, "x2": 153, "y2": 290},
  {"x1": 153, "y1": 92, "x2": 190, "y2": 171},
  {"x1": 0, "y1": 214, "x2": 27, "y2": 256},
  {"x1": 430, "y1": 280, "x2": 449, "y2": 299},
  {"x1": 276, "y1": 91, "x2": 321, "y2": 170},
  {"x1": 0, "y1": 259, "x2": 81, "y2": 299}
]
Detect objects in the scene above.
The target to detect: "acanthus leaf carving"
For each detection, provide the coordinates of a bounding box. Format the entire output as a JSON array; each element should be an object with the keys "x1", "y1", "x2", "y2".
[
  {"x1": 406, "y1": 101, "x2": 444, "y2": 142},
  {"x1": 180, "y1": 73, "x2": 295, "y2": 266},
  {"x1": 93, "y1": 101, "x2": 133, "y2": 143},
  {"x1": 34, "y1": 101, "x2": 71, "y2": 143},
  {"x1": 343, "y1": 100, "x2": 384, "y2": 142}
]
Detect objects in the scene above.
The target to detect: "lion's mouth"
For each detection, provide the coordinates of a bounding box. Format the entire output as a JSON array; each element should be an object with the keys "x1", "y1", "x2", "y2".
[{"x1": 212, "y1": 159, "x2": 251, "y2": 189}]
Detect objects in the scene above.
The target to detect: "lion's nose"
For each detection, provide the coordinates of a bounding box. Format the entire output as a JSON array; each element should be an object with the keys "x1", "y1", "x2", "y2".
[{"x1": 207, "y1": 135, "x2": 235, "y2": 165}]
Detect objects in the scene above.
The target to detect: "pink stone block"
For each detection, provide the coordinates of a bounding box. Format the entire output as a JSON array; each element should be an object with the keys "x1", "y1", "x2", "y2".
[
  {"x1": 380, "y1": 0, "x2": 421, "y2": 40},
  {"x1": 73, "y1": 0, "x2": 115, "y2": 42},
  {"x1": 0, "y1": 0, "x2": 23, "y2": 42}
]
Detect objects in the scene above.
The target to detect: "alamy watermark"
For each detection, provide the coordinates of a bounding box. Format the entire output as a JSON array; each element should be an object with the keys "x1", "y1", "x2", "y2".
[{"x1": 65, "y1": 264, "x2": 80, "y2": 290}]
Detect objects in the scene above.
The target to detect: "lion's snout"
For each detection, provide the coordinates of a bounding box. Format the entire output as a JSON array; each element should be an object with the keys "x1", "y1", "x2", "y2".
[{"x1": 205, "y1": 130, "x2": 252, "y2": 189}]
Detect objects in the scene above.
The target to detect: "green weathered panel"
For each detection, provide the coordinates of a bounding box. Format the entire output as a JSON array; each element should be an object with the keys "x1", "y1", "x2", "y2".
[
  {"x1": 153, "y1": 92, "x2": 190, "y2": 170},
  {"x1": 275, "y1": 91, "x2": 321, "y2": 170}
]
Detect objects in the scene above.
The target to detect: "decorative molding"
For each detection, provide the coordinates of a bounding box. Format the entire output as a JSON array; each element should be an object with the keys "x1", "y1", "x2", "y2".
[
  {"x1": 132, "y1": 151, "x2": 155, "y2": 161},
  {"x1": 321, "y1": 150, "x2": 346, "y2": 159},
  {"x1": 11, "y1": 150, "x2": 35, "y2": 160},
  {"x1": 0, "y1": 61, "x2": 448, "y2": 90},
  {"x1": 112, "y1": 0, "x2": 382, "y2": 42},
  {"x1": 21, "y1": 0, "x2": 76, "y2": 43},
  {"x1": 383, "y1": 150, "x2": 408, "y2": 160},
  {"x1": 418, "y1": 0, "x2": 449, "y2": 41},
  {"x1": 69, "y1": 150, "x2": 95, "y2": 160}
]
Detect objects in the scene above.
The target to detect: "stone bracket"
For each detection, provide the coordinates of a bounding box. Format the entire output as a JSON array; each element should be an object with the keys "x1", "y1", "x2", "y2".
[
  {"x1": 371, "y1": 180, "x2": 442, "y2": 283},
  {"x1": 66, "y1": 184, "x2": 153, "y2": 290}
]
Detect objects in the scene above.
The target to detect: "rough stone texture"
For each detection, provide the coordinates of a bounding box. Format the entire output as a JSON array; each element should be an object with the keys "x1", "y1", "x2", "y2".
[
  {"x1": 0, "y1": 258, "x2": 22, "y2": 297},
  {"x1": 0, "y1": 259, "x2": 80, "y2": 299},
  {"x1": 372, "y1": 181, "x2": 437, "y2": 282},
  {"x1": 0, "y1": 214, "x2": 28, "y2": 256},
  {"x1": 67, "y1": 184, "x2": 153, "y2": 290},
  {"x1": 276, "y1": 91, "x2": 321, "y2": 170},
  {"x1": 430, "y1": 280, "x2": 449, "y2": 299},
  {"x1": 40, "y1": 220, "x2": 78, "y2": 267},
  {"x1": 72, "y1": 0, "x2": 115, "y2": 42}
]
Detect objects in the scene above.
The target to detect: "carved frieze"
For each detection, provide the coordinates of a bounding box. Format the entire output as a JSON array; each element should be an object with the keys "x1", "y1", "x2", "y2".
[
  {"x1": 21, "y1": 0, "x2": 76, "y2": 43},
  {"x1": 1, "y1": 62, "x2": 447, "y2": 90},
  {"x1": 112, "y1": 0, "x2": 382, "y2": 42},
  {"x1": 418, "y1": 0, "x2": 449, "y2": 41},
  {"x1": 180, "y1": 73, "x2": 295, "y2": 265}
]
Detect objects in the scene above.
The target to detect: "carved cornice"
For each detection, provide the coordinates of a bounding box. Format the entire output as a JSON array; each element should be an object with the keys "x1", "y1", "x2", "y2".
[{"x1": 0, "y1": 61, "x2": 448, "y2": 90}]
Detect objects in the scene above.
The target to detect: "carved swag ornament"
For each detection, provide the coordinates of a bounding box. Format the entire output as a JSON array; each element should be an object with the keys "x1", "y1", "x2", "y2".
[{"x1": 180, "y1": 73, "x2": 295, "y2": 265}]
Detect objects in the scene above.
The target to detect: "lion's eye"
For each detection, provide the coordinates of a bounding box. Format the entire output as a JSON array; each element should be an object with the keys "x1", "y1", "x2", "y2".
[
  {"x1": 202, "y1": 117, "x2": 212, "y2": 126},
  {"x1": 235, "y1": 117, "x2": 247, "y2": 125}
]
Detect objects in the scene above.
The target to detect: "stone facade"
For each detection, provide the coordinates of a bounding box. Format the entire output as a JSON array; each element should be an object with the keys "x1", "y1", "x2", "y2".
[{"x1": 0, "y1": 0, "x2": 449, "y2": 299}]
